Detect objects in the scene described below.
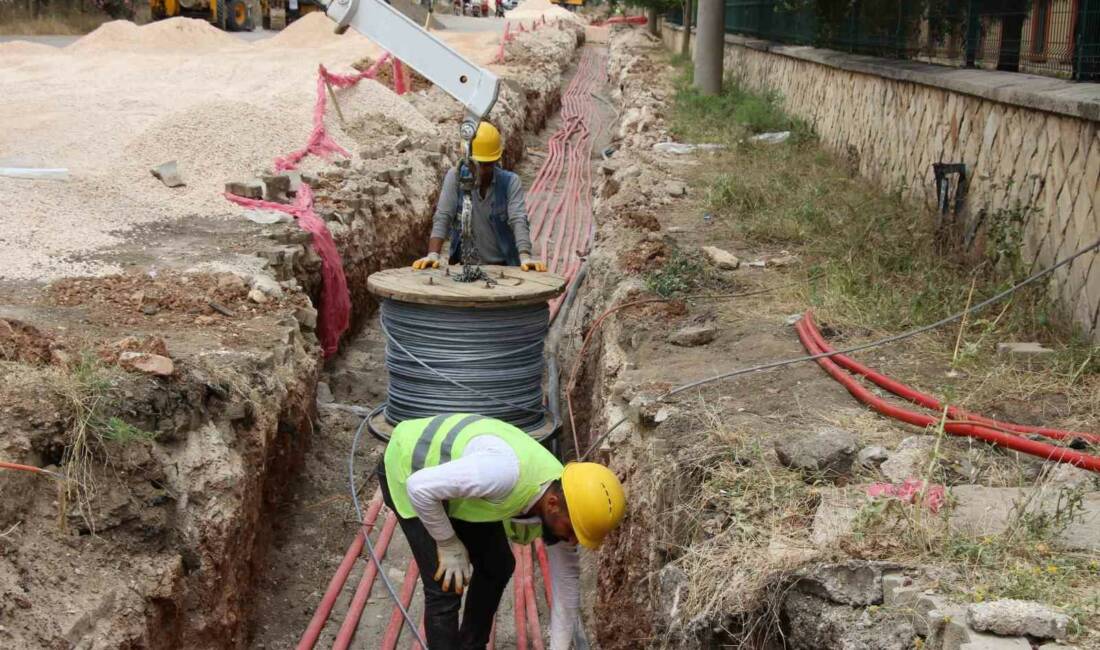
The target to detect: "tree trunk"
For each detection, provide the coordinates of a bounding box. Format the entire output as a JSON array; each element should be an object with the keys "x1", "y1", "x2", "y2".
[
  {"x1": 646, "y1": 7, "x2": 659, "y2": 36},
  {"x1": 681, "y1": 0, "x2": 692, "y2": 57},
  {"x1": 693, "y1": 0, "x2": 724, "y2": 95}
]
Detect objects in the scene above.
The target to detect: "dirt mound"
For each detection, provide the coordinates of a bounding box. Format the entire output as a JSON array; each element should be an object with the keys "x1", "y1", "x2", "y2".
[{"x1": 69, "y1": 18, "x2": 239, "y2": 52}]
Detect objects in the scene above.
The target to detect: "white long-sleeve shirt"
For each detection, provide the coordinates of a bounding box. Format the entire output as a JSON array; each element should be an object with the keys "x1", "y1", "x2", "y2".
[{"x1": 405, "y1": 435, "x2": 581, "y2": 649}]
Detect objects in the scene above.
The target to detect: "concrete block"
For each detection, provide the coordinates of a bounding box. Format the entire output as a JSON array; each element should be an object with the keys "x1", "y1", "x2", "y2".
[
  {"x1": 957, "y1": 634, "x2": 1031, "y2": 650},
  {"x1": 968, "y1": 600, "x2": 1070, "y2": 640},
  {"x1": 226, "y1": 180, "x2": 264, "y2": 199},
  {"x1": 996, "y1": 341, "x2": 1056, "y2": 358},
  {"x1": 262, "y1": 174, "x2": 293, "y2": 202},
  {"x1": 668, "y1": 324, "x2": 718, "y2": 347}
]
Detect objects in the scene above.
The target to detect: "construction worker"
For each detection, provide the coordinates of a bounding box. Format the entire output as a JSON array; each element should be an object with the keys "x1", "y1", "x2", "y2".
[
  {"x1": 376, "y1": 413, "x2": 626, "y2": 650},
  {"x1": 413, "y1": 122, "x2": 547, "y2": 272}
]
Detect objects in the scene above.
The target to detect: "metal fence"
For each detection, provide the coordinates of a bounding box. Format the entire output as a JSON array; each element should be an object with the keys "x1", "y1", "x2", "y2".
[{"x1": 668, "y1": 1, "x2": 1100, "y2": 81}]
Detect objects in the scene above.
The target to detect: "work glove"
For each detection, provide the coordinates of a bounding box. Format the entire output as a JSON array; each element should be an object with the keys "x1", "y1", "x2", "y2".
[
  {"x1": 520, "y1": 253, "x2": 547, "y2": 272},
  {"x1": 434, "y1": 536, "x2": 472, "y2": 594},
  {"x1": 412, "y1": 252, "x2": 441, "y2": 270}
]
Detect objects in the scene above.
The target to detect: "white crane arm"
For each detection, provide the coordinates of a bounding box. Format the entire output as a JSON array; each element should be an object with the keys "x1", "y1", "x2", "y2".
[{"x1": 325, "y1": 0, "x2": 500, "y2": 132}]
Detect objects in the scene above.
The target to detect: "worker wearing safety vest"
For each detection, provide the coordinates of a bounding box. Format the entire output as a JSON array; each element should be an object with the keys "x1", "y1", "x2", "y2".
[
  {"x1": 412, "y1": 122, "x2": 548, "y2": 272},
  {"x1": 377, "y1": 413, "x2": 626, "y2": 650}
]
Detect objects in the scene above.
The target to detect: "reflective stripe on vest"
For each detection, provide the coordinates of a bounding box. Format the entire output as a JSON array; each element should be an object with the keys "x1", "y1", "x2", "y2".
[{"x1": 411, "y1": 414, "x2": 485, "y2": 471}]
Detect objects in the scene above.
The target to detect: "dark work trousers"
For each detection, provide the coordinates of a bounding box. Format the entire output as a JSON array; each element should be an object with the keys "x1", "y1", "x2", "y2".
[{"x1": 377, "y1": 462, "x2": 516, "y2": 650}]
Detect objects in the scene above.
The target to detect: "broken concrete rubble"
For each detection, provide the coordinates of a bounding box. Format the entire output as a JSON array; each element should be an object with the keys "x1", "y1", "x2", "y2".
[
  {"x1": 119, "y1": 351, "x2": 174, "y2": 376},
  {"x1": 880, "y1": 435, "x2": 935, "y2": 482},
  {"x1": 226, "y1": 180, "x2": 264, "y2": 199},
  {"x1": 701, "y1": 245, "x2": 740, "y2": 269},
  {"x1": 668, "y1": 324, "x2": 718, "y2": 347},
  {"x1": 967, "y1": 600, "x2": 1069, "y2": 640},
  {"x1": 775, "y1": 427, "x2": 858, "y2": 476},
  {"x1": 794, "y1": 561, "x2": 893, "y2": 606}
]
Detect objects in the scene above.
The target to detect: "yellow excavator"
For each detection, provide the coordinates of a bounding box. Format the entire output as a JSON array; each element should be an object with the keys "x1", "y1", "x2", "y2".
[{"x1": 149, "y1": 0, "x2": 322, "y2": 31}]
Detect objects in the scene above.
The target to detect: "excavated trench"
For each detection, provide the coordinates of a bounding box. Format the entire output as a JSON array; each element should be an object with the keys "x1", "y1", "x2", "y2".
[
  {"x1": 0, "y1": 21, "x2": 586, "y2": 650},
  {"x1": 246, "y1": 28, "x2": 597, "y2": 650}
]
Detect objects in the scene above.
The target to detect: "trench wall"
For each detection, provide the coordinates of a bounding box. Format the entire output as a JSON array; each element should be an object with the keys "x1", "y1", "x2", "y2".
[{"x1": 661, "y1": 23, "x2": 1100, "y2": 341}]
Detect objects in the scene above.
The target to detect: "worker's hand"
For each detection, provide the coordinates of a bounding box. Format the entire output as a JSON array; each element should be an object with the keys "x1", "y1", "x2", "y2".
[
  {"x1": 520, "y1": 253, "x2": 547, "y2": 272},
  {"x1": 412, "y1": 252, "x2": 441, "y2": 270},
  {"x1": 433, "y1": 536, "x2": 472, "y2": 594}
]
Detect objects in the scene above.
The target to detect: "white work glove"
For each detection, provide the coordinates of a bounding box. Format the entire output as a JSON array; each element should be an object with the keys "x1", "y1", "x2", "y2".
[
  {"x1": 520, "y1": 252, "x2": 547, "y2": 272},
  {"x1": 412, "y1": 252, "x2": 441, "y2": 270},
  {"x1": 434, "y1": 535, "x2": 472, "y2": 594}
]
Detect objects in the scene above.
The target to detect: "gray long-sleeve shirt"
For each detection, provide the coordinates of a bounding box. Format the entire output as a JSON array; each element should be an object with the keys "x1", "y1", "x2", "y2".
[{"x1": 430, "y1": 166, "x2": 534, "y2": 264}]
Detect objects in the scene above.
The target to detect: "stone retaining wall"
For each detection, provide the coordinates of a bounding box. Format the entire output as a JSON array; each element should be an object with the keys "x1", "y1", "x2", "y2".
[{"x1": 661, "y1": 24, "x2": 1100, "y2": 340}]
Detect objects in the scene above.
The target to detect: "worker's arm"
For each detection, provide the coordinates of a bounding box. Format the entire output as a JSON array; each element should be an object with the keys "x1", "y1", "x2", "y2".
[
  {"x1": 405, "y1": 435, "x2": 520, "y2": 541},
  {"x1": 506, "y1": 175, "x2": 546, "y2": 272},
  {"x1": 547, "y1": 541, "x2": 582, "y2": 650},
  {"x1": 414, "y1": 167, "x2": 459, "y2": 268}
]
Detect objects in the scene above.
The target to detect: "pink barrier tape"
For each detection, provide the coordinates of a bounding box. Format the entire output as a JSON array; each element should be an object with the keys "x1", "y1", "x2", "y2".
[
  {"x1": 866, "y1": 480, "x2": 947, "y2": 513},
  {"x1": 393, "y1": 58, "x2": 408, "y2": 95},
  {"x1": 226, "y1": 51, "x2": 407, "y2": 358},
  {"x1": 224, "y1": 184, "x2": 351, "y2": 356}
]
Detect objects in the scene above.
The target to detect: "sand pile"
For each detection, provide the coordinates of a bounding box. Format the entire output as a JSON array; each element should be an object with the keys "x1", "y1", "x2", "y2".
[
  {"x1": 0, "y1": 41, "x2": 61, "y2": 57},
  {"x1": 507, "y1": 0, "x2": 583, "y2": 24},
  {"x1": 68, "y1": 18, "x2": 240, "y2": 52},
  {"x1": 260, "y1": 11, "x2": 369, "y2": 49}
]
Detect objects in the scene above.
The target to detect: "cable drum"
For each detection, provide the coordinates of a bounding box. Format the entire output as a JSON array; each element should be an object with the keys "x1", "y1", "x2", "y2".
[{"x1": 380, "y1": 299, "x2": 549, "y2": 430}]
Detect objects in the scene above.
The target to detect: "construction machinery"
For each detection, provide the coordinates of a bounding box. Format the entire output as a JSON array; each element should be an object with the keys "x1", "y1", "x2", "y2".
[{"x1": 148, "y1": 0, "x2": 323, "y2": 31}]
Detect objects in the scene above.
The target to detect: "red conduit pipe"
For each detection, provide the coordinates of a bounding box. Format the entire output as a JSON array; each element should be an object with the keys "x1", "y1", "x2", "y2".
[
  {"x1": 523, "y1": 545, "x2": 546, "y2": 650},
  {"x1": 296, "y1": 489, "x2": 384, "y2": 650},
  {"x1": 795, "y1": 318, "x2": 1100, "y2": 473},
  {"x1": 0, "y1": 460, "x2": 61, "y2": 478},
  {"x1": 381, "y1": 558, "x2": 421, "y2": 650},
  {"x1": 513, "y1": 544, "x2": 529, "y2": 650},
  {"x1": 333, "y1": 510, "x2": 400, "y2": 650},
  {"x1": 803, "y1": 313, "x2": 1100, "y2": 446},
  {"x1": 375, "y1": 49, "x2": 607, "y2": 647},
  {"x1": 534, "y1": 539, "x2": 553, "y2": 605}
]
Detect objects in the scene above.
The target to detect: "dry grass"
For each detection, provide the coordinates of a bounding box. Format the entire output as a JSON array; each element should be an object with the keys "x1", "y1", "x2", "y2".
[
  {"x1": 653, "y1": 410, "x2": 820, "y2": 648},
  {"x1": 0, "y1": 8, "x2": 110, "y2": 35},
  {"x1": 644, "y1": 51, "x2": 1100, "y2": 648}
]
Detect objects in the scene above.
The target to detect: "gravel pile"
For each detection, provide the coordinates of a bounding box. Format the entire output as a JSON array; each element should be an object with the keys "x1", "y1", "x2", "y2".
[{"x1": 0, "y1": 17, "x2": 459, "y2": 282}]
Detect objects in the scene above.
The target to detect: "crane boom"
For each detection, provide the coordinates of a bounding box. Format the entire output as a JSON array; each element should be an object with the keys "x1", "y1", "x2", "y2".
[{"x1": 325, "y1": 0, "x2": 501, "y2": 132}]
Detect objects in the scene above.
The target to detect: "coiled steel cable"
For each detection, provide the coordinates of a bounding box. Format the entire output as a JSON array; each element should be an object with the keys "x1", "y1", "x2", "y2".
[{"x1": 379, "y1": 299, "x2": 549, "y2": 430}]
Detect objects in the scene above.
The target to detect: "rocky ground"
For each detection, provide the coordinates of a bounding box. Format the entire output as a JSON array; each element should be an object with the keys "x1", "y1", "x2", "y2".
[{"x1": 558, "y1": 26, "x2": 1100, "y2": 650}]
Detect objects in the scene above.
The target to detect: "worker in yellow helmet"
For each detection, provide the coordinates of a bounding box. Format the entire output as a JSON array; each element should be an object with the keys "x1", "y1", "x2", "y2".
[
  {"x1": 377, "y1": 413, "x2": 626, "y2": 650},
  {"x1": 412, "y1": 122, "x2": 548, "y2": 272}
]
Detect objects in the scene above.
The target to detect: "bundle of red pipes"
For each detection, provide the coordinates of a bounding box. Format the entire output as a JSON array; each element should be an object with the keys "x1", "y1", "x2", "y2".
[
  {"x1": 796, "y1": 311, "x2": 1100, "y2": 473},
  {"x1": 297, "y1": 49, "x2": 608, "y2": 649}
]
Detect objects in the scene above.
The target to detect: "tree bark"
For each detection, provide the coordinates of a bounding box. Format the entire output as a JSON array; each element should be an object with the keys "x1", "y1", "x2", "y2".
[
  {"x1": 681, "y1": 0, "x2": 692, "y2": 57},
  {"x1": 646, "y1": 7, "x2": 659, "y2": 36},
  {"x1": 693, "y1": 0, "x2": 724, "y2": 95}
]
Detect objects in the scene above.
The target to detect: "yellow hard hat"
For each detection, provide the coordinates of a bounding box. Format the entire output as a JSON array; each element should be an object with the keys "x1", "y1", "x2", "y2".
[
  {"x1": 471, "y1": 121, "x2": 503, "y2": 162},
  {"x1": 561, "y1": 462, "x2": 626, "y2": 550}
]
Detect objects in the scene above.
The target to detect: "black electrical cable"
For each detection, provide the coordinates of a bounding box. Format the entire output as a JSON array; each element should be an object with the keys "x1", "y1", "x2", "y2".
[{"x1": 380, "y1": 299, "x2": 549, "y2": 430}]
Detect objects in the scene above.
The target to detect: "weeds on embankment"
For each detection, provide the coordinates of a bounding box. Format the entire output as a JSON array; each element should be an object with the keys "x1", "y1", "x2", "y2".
[
  {"x1": 668, "y1": 60, "x2": 1100, "y2": 391},
  {"x1": 55, "y1": 354, "x2": 157, "y2": 531}
]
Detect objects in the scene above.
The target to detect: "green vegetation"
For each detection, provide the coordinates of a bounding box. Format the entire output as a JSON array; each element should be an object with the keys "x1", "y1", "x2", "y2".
[
  {"x1": 645, "y1": 249, "x2": 714, "y2": 297},
  {"x1": 666, "y1": 57, "x2": 1100, "y2": 377},
  {"x1": 671, "y1": 67, "x2": 810, "y2": 143},
  {"x1": 58, "y1": 354, "x2": 157, "y2": 531}
]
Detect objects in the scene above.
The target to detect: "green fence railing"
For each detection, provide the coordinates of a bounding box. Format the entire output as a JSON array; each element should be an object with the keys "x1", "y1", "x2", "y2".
[{"x1": 667, "y1": 0, "x2": 1100, "y2": 82}]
